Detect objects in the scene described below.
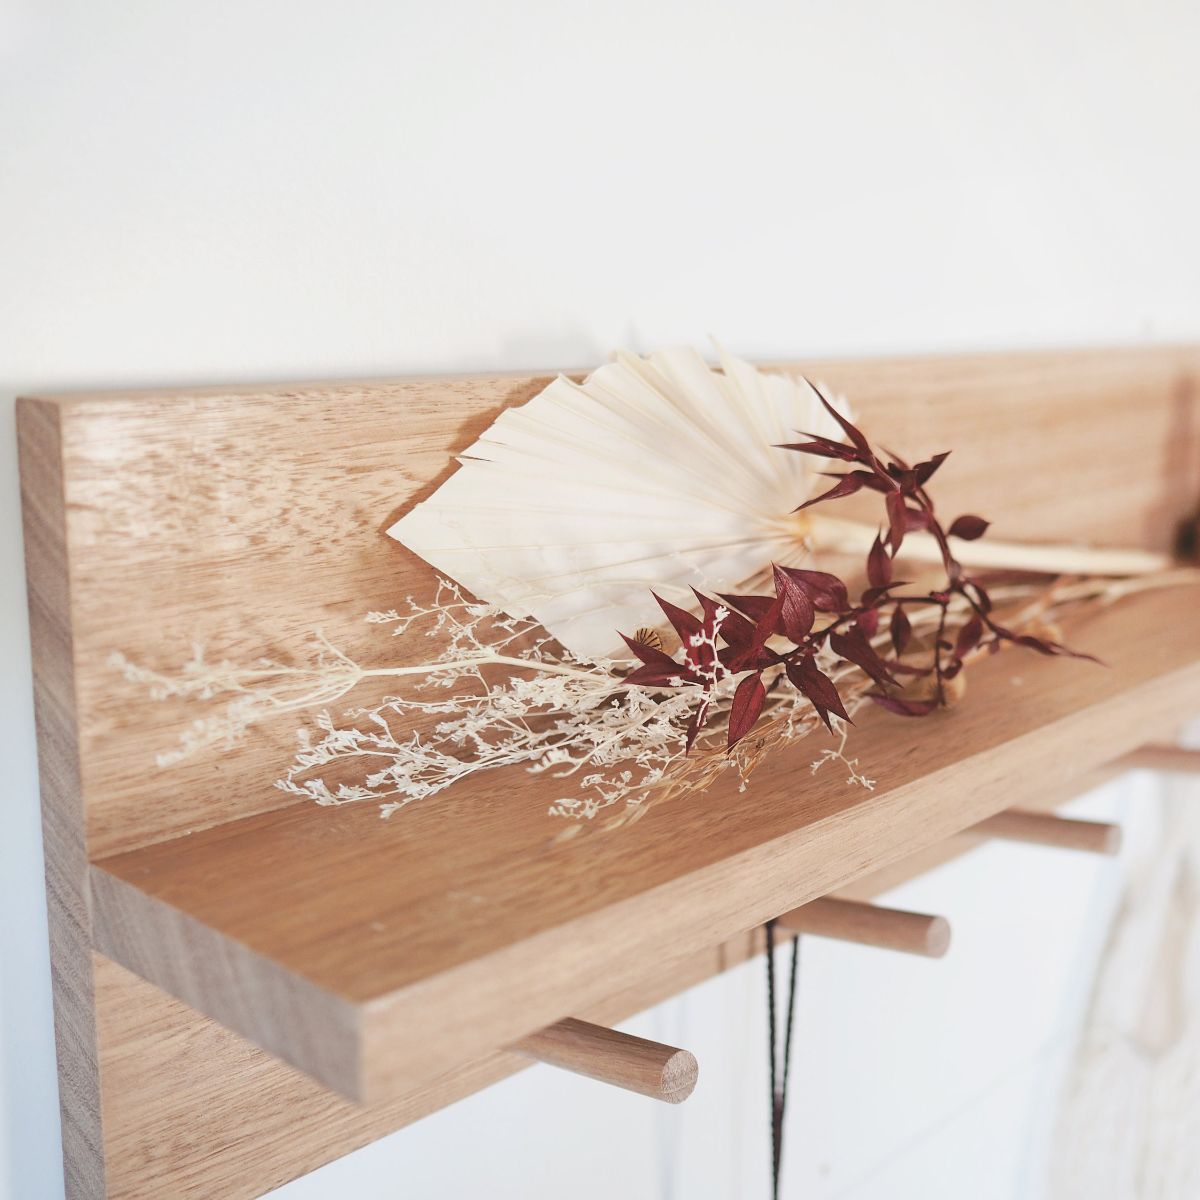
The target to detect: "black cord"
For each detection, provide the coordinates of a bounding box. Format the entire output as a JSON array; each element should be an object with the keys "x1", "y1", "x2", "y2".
[
  {"x1": 765, "y1": 920, "x2": 801, "y2": 1200},
  {"x1": 766, "y1": 920, "x2": 779, "y2": 1192}
]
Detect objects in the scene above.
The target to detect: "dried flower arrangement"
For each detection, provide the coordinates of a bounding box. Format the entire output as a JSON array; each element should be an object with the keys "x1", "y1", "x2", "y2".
[{"x1": 113, "y1": 351, "x2": 1194, "y2": 830}]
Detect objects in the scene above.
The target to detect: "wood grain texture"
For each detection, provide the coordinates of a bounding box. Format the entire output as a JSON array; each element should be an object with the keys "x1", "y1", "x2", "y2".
[
  {"x1": 18, "y1": 347, "x2": 1200, "y2": 1195},
  {"x1": 41, "y1": 345, "x2": 1200, "y2": 862},
  {"x1": 777, "y1": 897, "x2": 951, "y2": 958},
  {"x1": 18, "y1": 398, "x2": 106, "y2": 1198},
  {"x1": 513, "y1": 1018, "x2": 698, "y2": 1103},
  {"x1": 87, "y1": 780, "x2": 1117, "y2": 1200},
  {"x1": 92, "y1": 934, "x2": 759, "y2": 1200},
  {"x1": 830, "y1": 764, "x2": 1122, "y2": 901},
  {"x1": 971, "y1": 810, "x2": 1123, "y2": 855},
  {"x1": 91, "y1": 582, "x2": 1200, "y2": 1103}
]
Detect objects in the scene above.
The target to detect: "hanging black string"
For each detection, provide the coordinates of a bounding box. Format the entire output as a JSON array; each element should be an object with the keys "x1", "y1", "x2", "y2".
[{"x1": 765, "y1": 920, "x2": 801, "y2": 1200}]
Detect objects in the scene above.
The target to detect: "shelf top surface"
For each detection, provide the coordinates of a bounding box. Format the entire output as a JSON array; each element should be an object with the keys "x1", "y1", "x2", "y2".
[
  {"x1": 91, "y1": 582, "x2": 1200, "y2": 1097},
  {"x1": 94, "y1": 583, "x2": 1200, "y2": 1000}
]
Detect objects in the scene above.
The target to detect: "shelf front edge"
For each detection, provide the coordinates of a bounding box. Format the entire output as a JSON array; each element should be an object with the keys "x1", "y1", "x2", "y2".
[
  {"x1": 90, "y1": 869, "x2": 363, "y2": 1099},
  {"x1": 88, "y1": 587, "x2": 1200, "y2": 1105}
]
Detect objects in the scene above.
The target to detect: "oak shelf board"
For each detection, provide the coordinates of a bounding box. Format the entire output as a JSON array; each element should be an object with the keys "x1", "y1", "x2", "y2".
[
  {"x1": 86, "y1": 777, "x2": 1112, "y2": 1200},
  {"x1": 90, "y1": 583, "x2": 1200, "y2": 1104},
  {"x1": 21, "y1": 345, "x2": 1200, "y2": 1196}
]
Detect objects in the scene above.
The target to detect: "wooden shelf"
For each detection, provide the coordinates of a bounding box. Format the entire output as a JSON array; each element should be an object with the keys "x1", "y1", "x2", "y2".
[
  {"x1": 21, "y1": 345, "x2": 1200, "y2": 1197},
  {"x1": 90, "y1": 584, "x2": 1200, "y2": 1102}
]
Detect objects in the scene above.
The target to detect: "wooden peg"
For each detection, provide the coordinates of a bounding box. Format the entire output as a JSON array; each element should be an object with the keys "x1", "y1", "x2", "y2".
[
  {"x1": 970, "y1": 809, "x2": 1121, "y2": 855},
  {"x1": 1117, "y1": 744, "x2": 1200, "y2": 775},
  {"x1": 512, "y1": 1018, "x2": 698, "y2": 1104},
  {"x1": 775, "y1": 896, "x2": 951, "y2": 958}
]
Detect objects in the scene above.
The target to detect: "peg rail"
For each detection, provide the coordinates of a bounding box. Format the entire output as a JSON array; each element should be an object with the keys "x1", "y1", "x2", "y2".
[{"x1": 19, "y1": 345, "x2": 1200, "y2": 1198}]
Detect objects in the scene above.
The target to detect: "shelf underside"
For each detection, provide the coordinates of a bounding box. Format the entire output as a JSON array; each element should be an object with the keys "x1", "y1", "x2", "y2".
[{"x1": 91, "y1": 584, "x2": 1200, "y2": 1103}]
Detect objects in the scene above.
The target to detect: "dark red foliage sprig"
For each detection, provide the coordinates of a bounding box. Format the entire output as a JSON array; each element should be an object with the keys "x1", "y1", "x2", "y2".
[{"x1": 620, "y1": 382, "x2": 1094, "y2": 752}]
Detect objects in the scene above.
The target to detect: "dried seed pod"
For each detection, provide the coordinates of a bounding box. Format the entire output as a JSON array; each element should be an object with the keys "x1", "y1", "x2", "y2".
[{"x1": 634, "y1": 628, "x2": 663, "y2": 653}]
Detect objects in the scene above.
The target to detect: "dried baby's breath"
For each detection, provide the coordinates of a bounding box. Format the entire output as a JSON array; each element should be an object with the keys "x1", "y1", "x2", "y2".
[
  {"x1": 114, "y1": 383, "x2": 1200, "y2": 830},
  {"x1": 114, "y1": 570, "x2": 1193, "y2": 826}
]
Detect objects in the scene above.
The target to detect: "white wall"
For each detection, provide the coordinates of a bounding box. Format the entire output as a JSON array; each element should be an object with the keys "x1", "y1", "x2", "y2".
[{"x1": 2, "y1": 2, "x2": 1198, "y2": 1197}]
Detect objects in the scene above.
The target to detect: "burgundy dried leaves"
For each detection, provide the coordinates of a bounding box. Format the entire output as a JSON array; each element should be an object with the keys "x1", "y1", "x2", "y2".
[{"x1": 619, "y1": 383, "x2": 1091, "y2": 752}]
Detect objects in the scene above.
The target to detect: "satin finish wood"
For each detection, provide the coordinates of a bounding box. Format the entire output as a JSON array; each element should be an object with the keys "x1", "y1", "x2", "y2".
[
  {"x1": 777, "y1": 897, "x2": 951, "y2": 957},
  {"x1": 831, "y1": 766, "x2": 1120, "y2": 901},
  {"x1": 18, "y1": 346, "x2": 1200, "y2": 1196},
  {"x1": 1118, "y1": 744, "x2": 1200, "y2": 774},
  {"x1": 92, "y1": 942, "x2": 742, "y2": 1200},
  {"x1": 87, "y1": 776, "x2": 1105, "y2": 1200},
  {"x1": 971, "y1": 810, "x2": 1123, "y2": 855},
  {"x1": 90, "y1": 582, "x2": 1200, "y2": 1103},
  {"x1": 33, "y1": 345, "x2": 1200, "y2": 863},
  {"x1": 513, "y1": 1018, "x2": 698, "y2": 1103}
]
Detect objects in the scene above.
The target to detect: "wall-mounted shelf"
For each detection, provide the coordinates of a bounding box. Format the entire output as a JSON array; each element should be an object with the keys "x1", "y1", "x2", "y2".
[
  {"x1": 20, "y1": 345, "x2": 1200, "y2": 1198},
  {"x1": 88, "y1": 585, "x2": 1200, "y2": 1104}
]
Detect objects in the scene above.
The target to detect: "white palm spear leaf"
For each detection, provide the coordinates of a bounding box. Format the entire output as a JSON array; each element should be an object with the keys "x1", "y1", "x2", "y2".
[
  {"x1": 389, "y1": 348, "x2": 1172, "y2": 663},
  {"x1": 388, "y1": 348, "x2": 848, "y2": 661}
]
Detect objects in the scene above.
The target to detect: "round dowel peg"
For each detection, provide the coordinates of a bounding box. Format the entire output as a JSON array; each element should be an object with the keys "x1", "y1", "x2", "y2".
[
  {"x1": 775, "y1": 896, "x2": 951, "y2": 958},
  {"x1": 1117, "y1": 745, "x2": 1200, "y2": 775},
  {"x1": 512, "y1": 1018, "x2": 698, "y2": 1103},
  {"x1": 971, "y1": 809, "x2": 1121, "y2": 855}
]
